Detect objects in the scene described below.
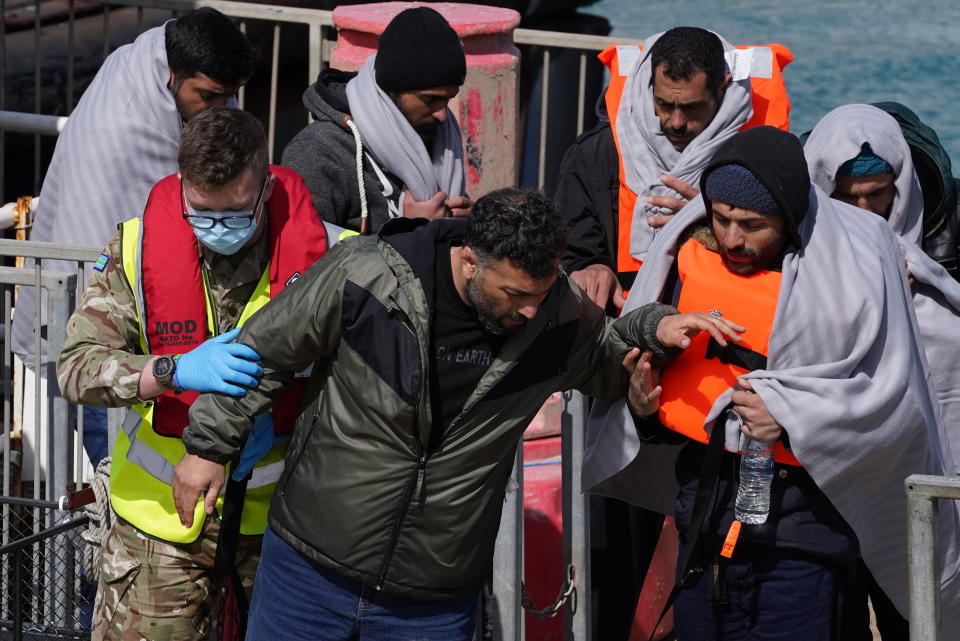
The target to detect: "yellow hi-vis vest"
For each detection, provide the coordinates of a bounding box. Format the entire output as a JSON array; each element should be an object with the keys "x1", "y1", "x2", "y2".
[{"x1": 110, "y1": 217, "x2": 288, "y2": 543}]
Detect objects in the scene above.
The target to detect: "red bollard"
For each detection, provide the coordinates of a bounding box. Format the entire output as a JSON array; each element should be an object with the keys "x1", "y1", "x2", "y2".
[{"x1": 331, "y1": 2, "x2": 521, "y2": 197}]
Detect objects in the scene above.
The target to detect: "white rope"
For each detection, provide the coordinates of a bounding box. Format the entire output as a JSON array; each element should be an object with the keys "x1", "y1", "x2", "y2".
[
  {"x1": 344, "y1": 116, "x2": 369, "y2": 232},
  {"x1": 80, "y1": 457, "x2": 113, "y2": 584}
]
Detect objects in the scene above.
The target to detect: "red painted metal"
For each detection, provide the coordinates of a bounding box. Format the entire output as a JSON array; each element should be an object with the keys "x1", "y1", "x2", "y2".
[
  {"x1": 523, "y1": 435, "x2": 563, "y2": 640},
  {"x1": 629, "y1": 518, "x2": 678, "y2": 641}
]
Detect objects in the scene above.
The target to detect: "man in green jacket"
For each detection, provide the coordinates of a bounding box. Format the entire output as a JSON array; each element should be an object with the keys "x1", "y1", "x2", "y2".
[{"x1": 172, "y1": 188, "x2": 740, "y2": 640}]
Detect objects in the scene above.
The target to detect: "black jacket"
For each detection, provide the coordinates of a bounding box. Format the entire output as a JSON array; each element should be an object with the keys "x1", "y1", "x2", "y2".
[{"x1": 872, "y1": 102, "x2": 960, "y2": 279}]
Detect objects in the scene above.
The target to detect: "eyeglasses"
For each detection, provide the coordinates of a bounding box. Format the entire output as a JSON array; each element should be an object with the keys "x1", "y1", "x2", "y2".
[{"x1": 180, "y1": 176, "x2": 267, "y2": 230}]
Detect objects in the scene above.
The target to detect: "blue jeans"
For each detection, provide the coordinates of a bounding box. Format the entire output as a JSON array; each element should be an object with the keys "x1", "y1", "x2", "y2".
[
  {"x1": 246, "y1": 527, "x2": 479, "y2": 641},
  {"x1": 81, "y1": 406, "x2": 108, "y2": 469},
  {"x1": 674, "y1": 546, "x2": 838, "y2": 641}
]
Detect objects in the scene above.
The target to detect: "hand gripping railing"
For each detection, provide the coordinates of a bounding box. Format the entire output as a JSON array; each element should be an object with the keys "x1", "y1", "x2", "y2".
[{"x1": 905, "y1": 473, "x2": 960, "y2": 641}]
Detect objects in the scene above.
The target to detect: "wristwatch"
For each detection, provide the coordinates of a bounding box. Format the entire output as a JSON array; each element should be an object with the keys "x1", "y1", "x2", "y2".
[{"x1": 152, "y1": 355, "x2": 178, "y2": 391}]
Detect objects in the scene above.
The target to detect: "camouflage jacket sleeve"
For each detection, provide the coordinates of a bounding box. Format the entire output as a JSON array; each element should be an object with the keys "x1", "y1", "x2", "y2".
[{"x1": 56, "y1": 232, "x2": 152, "y2": 406}]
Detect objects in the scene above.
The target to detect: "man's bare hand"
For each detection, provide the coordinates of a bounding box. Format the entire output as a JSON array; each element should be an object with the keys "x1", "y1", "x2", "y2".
[
  {"x1": 445, "y1": 195, "x2": 473, "y2": 218},
  {"x1": 403, "y1": 190, "x2": 448, "y2": 220},
  {"x1": 656, "y1": 312, "x2": 744, "y2": 350},
  {"x1": 647, "y1": 174, "x2": 700, "y2": 228},
  {"x1": 624, "y1": 349, "x2": 662, "y2": 416},
  {"x1": 732, "y1": 378, "x2": 781, "y2": 444},
  {"x1": 571, "y1": 264, "x2": 625, "y2": 311},
  {"x1": 172, "y1": 454, "x2": 226, "y2": 528}
]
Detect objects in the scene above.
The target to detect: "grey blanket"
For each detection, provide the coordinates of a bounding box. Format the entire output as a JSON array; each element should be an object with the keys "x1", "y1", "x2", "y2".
[
  {"x1": 805, "y1": 103, "x2": 960, "y2": 477},
  {"x1": 12, "y1": 24, "x2": 182, "y2": 365},
  {"x1": 345, "y1": 55, "x2": 466, "y2": 204},
  {"x1": 616, "y1": 31, "x2": 753, "y2": 261},
  {"x1": 582, "y1": 188, "x2": 959, "y2": 629}
]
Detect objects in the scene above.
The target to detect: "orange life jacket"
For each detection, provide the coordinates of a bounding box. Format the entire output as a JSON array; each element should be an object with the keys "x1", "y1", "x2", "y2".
[
  {"x1": 657, "y1": 238, "x2": 800, "y2": 466},
  {"x1": 598, "y1": 43, "x2": 794, "y2": 278}
]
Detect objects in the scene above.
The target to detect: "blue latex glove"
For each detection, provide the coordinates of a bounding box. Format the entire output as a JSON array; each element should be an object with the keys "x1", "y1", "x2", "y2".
[
  {"x1": 172, "y1": 327, "x2": 262, "y2": 396},
  {"x1": 232, "y1": 413, "x2": 276, "y2": 481}
]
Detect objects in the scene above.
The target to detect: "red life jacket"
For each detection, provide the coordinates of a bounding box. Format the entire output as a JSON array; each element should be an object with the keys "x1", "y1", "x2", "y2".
[{"x1": 140, "y1": 165, "x2": 328, "y2": 437}]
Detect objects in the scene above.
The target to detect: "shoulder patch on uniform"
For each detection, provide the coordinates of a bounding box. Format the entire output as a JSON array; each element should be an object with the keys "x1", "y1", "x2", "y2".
[{"x1": 92, "y1": 253, "x2": 110, "y2": 272}]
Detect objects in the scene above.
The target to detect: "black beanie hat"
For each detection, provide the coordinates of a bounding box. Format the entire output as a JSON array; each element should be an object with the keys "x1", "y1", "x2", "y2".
[{"x1": 375, "y1": 7, "x2": 466, "y2": 93}]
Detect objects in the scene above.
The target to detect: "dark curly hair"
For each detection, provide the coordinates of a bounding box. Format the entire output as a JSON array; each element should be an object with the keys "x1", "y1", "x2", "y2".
[
  {"x1": 649, "y1": 27, "x2": 726, "y2": 93},
  {"x1": 166, "y1": 8, "x2": 255, "y2": 88},
  {"x1": 463, "y1": 189, "x2": 567, "y2": 280}
]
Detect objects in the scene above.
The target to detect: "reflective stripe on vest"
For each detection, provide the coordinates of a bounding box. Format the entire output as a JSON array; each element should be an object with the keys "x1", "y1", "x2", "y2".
[
  {"x1": 598, "y1": 43, "x2": 794, "y2": 277},
  {"x1": 657, "y1": 239, "x2": 800, "y2": 466},
  {"x1": 110, "y1": 166, "x2": 328, "y2": 543}
]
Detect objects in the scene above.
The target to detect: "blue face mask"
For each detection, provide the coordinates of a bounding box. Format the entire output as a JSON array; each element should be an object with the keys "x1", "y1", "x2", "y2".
[
  {"x1": 190, "y1": 217, "x2": 258, "y2": 255},
  {"x1": 182, "y1": 176, "x2": 267, "y2": 255}
]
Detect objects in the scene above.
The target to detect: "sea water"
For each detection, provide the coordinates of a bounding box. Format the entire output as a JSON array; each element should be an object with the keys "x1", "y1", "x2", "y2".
[{"x1": 587, "y1": 0, "x2": 960, "y2": 163}]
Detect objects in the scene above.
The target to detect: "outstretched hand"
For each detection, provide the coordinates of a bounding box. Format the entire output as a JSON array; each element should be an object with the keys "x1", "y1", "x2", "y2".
[{"x1": 656, "y1": 312, "x2": 744, "y2": 350}]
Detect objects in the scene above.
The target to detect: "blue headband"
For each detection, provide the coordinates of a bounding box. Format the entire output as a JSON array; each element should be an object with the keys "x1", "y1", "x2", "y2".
[{"x1": 837, "y1": 143, "x2": 893, "y2": 177}]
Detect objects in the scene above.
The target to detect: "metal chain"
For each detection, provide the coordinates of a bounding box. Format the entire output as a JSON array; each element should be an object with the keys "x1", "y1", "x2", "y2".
[{"x1": 520, "y1": 564, "x2": 577, "y2": 619}]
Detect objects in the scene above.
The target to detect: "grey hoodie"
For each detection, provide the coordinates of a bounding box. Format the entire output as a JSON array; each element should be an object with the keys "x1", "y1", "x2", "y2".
[{"x1": 282, "y1": 69, "x2": 404, "y2": 233}]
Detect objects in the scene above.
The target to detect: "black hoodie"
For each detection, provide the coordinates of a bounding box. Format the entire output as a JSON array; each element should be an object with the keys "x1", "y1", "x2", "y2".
[{"x1": 700, "y1": 125, "x2": 810, "y2": 250}]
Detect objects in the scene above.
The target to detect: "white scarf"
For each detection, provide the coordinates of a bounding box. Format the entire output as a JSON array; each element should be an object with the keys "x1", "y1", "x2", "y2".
[
  {"x1": 345, "y1": 55, "x2": 466, "y2": 203},
  {"x1": 617, "y1": 31, "x2": 753, "y2": 261}
]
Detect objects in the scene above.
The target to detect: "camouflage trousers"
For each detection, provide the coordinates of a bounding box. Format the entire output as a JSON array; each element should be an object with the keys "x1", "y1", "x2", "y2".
[{"x1": 91, "y1": 517, "x2": 261, "y2": 641}]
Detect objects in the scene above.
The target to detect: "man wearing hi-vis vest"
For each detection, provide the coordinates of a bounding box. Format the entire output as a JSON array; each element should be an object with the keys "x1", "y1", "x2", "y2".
[
  {"x1": 56, "y1": 107, "x2": 330, "y2": 641},
  {"x1": 582, "y1": 126, "x2": 960, "y2": 640},
  {"x1": 555, "y1": 26, "x2": 792, "y2": 312}
]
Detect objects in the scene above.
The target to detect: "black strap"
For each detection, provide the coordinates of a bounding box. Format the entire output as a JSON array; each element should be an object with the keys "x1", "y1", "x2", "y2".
[
  {"x1": 705, "y1": 338, "x2": 768, "y2": 372},
  {"x1": 215, "y1": 475, "x2": 250, "y2": 640},
  {"x1": 646, "y1": 404, "x2": 732, "y2": 641}
]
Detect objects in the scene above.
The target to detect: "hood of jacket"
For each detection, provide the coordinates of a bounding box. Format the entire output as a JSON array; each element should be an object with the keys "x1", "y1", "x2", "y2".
[
  {"x1": 700, "y1": 125, "x2": 810, "y2": 248},
  {"x1": 377, "y1": 217, "x2": 467, "y2": 311},
  {"x1": 872, "y1": 101, "x2": 957, "y2": 237},
  {"x1": 302, "y1": 67, "x2": 357, "y2": 124}
]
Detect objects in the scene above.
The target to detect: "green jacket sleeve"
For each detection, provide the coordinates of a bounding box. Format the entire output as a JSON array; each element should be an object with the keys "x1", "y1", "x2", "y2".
[
  {"x1": 181, "y1": 239, "x2": 356, "y2": 464},
  {"x1": 565, "y1": 284, "x2": 679, "y2": 401}
]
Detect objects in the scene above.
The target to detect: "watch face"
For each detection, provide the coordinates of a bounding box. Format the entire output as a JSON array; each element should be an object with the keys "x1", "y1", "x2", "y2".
[{"x1": 153, "y1": 357, "x2": 173, "y2": 378}]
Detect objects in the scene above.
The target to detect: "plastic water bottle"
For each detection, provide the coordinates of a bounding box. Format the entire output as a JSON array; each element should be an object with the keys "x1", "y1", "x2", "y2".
[{"x1": 735, "y1": 438, "x2": 775, "y2": 524}]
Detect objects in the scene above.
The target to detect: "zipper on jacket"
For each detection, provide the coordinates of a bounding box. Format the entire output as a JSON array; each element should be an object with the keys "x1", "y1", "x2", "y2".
[
  {"x1": 375, "y1": 304, "x2": 426, "y2": 591},
  {"x1": 375, "y1": 427, "x2": 424, "y2": 591},
  {"x1": 279, "y1": 413, "x2": 319, "y2": 496}
]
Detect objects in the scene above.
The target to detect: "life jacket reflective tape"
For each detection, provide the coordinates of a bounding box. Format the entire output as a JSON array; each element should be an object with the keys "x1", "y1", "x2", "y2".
[
  {"x1": 657, "y1": 239, "x2": 800, "y2": 466},
  {"x1": 111, "y1": 166, "x2": 329, "y2": 543},
  {"x1": 598, "y1": 43, "x2": 794, "y2": 278}
]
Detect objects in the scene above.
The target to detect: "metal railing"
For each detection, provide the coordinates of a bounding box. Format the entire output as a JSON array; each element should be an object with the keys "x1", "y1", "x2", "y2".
[
  {"x1": 905, "y1": 473, "x2": 960, "y2": 641},
  {"x1": 0, "y1": 0, "x2": 639, "y2": 200},
  {"x1": 0, "y1": 4, "x2": 646, "y2": 638},
  {"x1": 0, "y1": 496, "x2": 92, "y2": 640},
  {"x1": 0, "y1": 239, "x2": 112, "y2": 502}
]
